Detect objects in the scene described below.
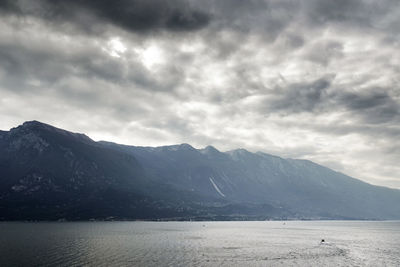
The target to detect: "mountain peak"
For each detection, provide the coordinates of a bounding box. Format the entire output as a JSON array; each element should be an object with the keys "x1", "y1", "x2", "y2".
[
  {"x1": 227, "y1": 148, "x2": 251, "y2": 155},
  {"x1": 179, "y1": 143, "x2": 194, "y2": 149},
  {"x1": 160, "y1": 143, "x2": 196, "y2": 152},
  {"x1": 22, "y1": 120, "x2": 47, "y2": 127},
  {"x1": 11, "y1": 121, "x2": 94, "y2": 145},
  {"x1": 9, "y1": 120, "x2": 50, "y2": 135},
  {"x1": 256, "y1": 151, "x2": 283, "y2": 160},
  {"x1": 200, "y1": 145, "x2": 220, "y2": 155},
  {"x1": 226, "y1": 148, "x2": 258, "y2": 162},
  {"x1": 16, "y1": 120, "x2": 52, "y2": 131},
  {"x1": 2, "y1": 120, "x2": 400, "y2": 220},
  {"x1": 17, "y1": 120, "x2": 66, "y2": 132}
]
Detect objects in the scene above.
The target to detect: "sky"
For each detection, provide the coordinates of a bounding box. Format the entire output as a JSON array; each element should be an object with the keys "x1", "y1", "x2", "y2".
[{"x1": 0, "y1": 0, "x2": 400, "y2": 188}]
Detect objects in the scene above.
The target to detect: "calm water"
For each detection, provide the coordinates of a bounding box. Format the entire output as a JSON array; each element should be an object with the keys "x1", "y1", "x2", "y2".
[{"x1": 0, "y1": 221, "x2": 399, "y2": 266}]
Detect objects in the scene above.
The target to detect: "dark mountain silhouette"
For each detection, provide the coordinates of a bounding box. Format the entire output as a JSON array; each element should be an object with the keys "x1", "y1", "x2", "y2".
[{"x1": 1, "y1": 121, "x2": 399, "y2": 220}]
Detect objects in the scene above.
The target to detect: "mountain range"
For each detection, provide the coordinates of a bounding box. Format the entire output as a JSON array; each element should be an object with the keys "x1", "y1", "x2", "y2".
[{"x1": 1, "y1": 121, "x2": 399, "y2": 220}]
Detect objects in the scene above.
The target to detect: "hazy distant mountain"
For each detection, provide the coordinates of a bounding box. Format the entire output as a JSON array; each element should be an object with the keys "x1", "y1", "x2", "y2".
[
  {"x1": 1, "y1": 121, "x2": 399, "y2": 220},
  {"x1": 102, "y1": 142, "x2": 400, "y2": 220}
]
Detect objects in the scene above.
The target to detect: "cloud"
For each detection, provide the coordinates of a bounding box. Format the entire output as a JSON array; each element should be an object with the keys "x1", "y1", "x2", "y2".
[
  {"x1": 1, "y1": 0, "x2": 400, "y2": 188},
  {"x1": 304, "y1": 0, "x2": 367, "y2": 24},
  {"x1": 0, "y1": 0, "x2": 211, "y2": 34},
  {"x1": 268, "y1": 77, "x2": 332, "y2": 114},
  {"x1": 334, "y1": 89, "x2": 400, "y2": 124},
  {"x1": 0, "y1": 1, "x2": 17, "y2": 14}
]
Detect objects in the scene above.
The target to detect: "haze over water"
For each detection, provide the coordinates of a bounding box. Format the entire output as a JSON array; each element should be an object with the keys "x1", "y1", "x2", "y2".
[{"x1": 1, "y1": 221, "x2": 399, "y2": 266}]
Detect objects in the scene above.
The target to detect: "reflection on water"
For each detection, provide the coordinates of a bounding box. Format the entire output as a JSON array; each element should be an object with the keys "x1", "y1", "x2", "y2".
[{"x1": 0, "y1": 221, "x2": 399, "y2": 266}]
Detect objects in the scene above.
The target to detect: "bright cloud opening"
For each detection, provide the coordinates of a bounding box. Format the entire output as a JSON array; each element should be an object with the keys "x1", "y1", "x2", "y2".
[
  {"x1": 105, "y1": 38, "x2": 127, "y2": 58},
  {"x1": 136, "y1": 45, "x2": 164, "y2": 68}
]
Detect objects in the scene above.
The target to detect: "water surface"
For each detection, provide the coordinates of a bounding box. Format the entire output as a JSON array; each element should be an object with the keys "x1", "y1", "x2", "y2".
[{"x1": 0, "y1": 221, "x2": 399, "y2": 266}]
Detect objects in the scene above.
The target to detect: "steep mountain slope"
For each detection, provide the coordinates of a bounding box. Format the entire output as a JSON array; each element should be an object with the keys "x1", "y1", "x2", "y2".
[
  {"x1": 1, "y1": 121, "x2": 400, "y2": 220},
  {"x1": 0, "y1": 121, "x2": 198, "y2": 220},
  {"x1": 102, "y1": 142, "x2": 400, "y2": 219},
  {"x1": 0, "y1": 121, "x2": 288, "y2": 220}
]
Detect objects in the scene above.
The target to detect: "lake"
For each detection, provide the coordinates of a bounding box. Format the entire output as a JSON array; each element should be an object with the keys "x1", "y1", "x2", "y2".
[{"x1": 0, "y1": 221, "x2": 399, "y2": 266}]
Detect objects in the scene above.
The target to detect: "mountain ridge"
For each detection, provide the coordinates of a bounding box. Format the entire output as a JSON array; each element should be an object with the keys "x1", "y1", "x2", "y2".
[{"x1": 1, "y1": 121, "x2": 399, "y2": 220}]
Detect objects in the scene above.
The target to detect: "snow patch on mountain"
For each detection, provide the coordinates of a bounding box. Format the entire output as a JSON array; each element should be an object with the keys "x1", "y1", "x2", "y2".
[{"x1": 209, "y1": 177, "x2": 225, "y2": 197}]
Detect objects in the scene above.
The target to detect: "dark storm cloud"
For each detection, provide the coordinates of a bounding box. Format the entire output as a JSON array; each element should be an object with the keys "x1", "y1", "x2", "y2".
[
  {"x1": 0, "y1": 41, "x2": 80, "y2": 87},
  {"x1": 0, "y1": 38, "x2": 182, "y2": 94},
  {"x1": 205, "y1": 0, "x2": 301, "y2": 43},
  {"x1": 261, "y1": 78, "x2": 332, "y2": 114},
  {"x1": 263, "y1": 80, "x2": 399, "y2": 124},
  {"x1": 279, "y1": 117, "x2": 400, "y2": 141},
  {"x1": 334, "y1": 90, "x2": 400, "y2": 124},
  {"x1": 2, "y1": 0, "x2": 399, "y2": 36},
  {"x1": 245, "y1": 72, "x2": 399, "y2": 128},
  {"x1": 305, "y1": 0, "x2": 366, "y2": 24},
  {"x1": 0, "y1": 0, "x2": 211, "y2": 33},
  {"x1": 1, "y1": 0, "x2": 400, "y2": 188},
  {"x1": 303, "y1": 0, "x2": 400, "y2": 31},
  {"x1": 276, "y1": 79, "x2": 330, "y2": 112},
  {"x1": 0, "y1": 0, "x2": 18, "y2": 13}
]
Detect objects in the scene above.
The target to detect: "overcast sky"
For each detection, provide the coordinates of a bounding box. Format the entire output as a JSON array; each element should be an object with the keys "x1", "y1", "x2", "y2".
[{"x1": 1, "y1": 0, "x2": 400, "y2": 188}]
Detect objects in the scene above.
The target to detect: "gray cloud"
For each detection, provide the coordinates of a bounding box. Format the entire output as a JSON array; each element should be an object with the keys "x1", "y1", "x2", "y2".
[
  {"x1": 268, "y1": 77, "x2": 332, "y2": 114},
  {"x1": 0, "y1": 35, "x2": 184, "y2": 94},
  {"x1": 257, "y1": 80, "x2": 400, "y2": 125},
  {"x1": 1, "y1": 0, "x2": 400, "y2": 188},
  {"x1": 334, "y1": 89, "x2": 400, "y2": 124},
  {"x1": 304, "y1": 0, "x2": 367, "y2": 24},
  {"x1": 0, "y1": 0, "x2": 211, "y2": 34},
  {"x1": 303, "y1": 0, "x2": 400, "y2": 31},
  {"x1": 0, "y1": 0, "x2": 19, "y2": 13},
  {"x1": 303, "y1": 40, "x2": 344, "y2": 66}
]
